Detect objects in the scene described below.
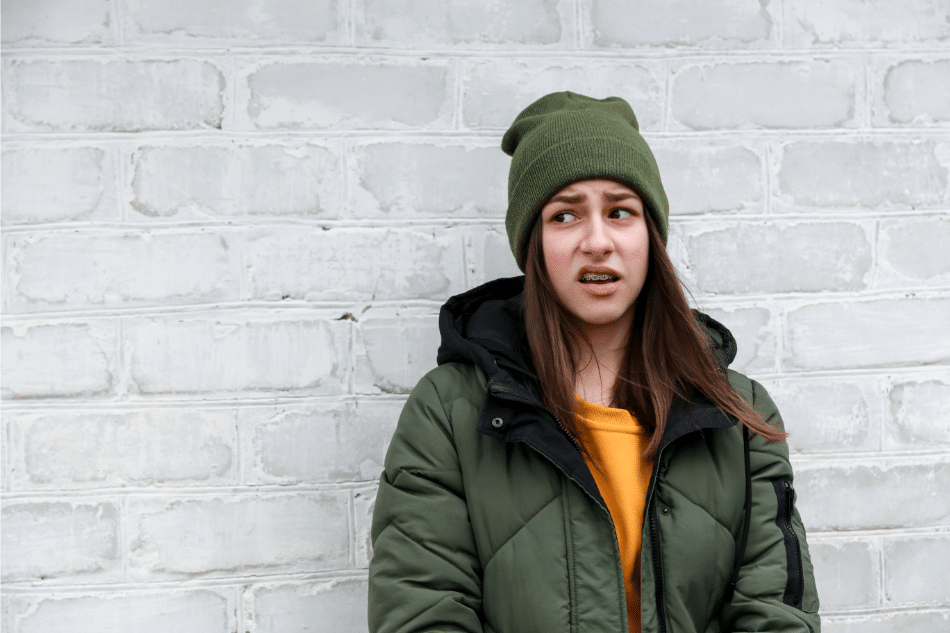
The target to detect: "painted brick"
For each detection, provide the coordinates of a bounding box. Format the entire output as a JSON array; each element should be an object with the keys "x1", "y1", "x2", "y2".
[
  {"x1": 1, "y1": 500, "x2": 119, "y2": 582},
  {"x1": 703, "y1": 307, "x2": 775, "y2": 375},
  {"x1": 652, "y1": 144, "x2": 763, "y2": 215},
  {"x1": 464, "y1": 225, "x2": 523, "y2": 288},
  {"x1": 351, "y1": 142, "x2": 507, "y2": 219},
  {"x1": 131, "y1": 143, "x2": 343, "y2": 220},
  {"x1": 244, "y1": 58, "x2": 452, "y2": 130},
  {"x1": 795, "y1": 459, "x2": 950, "y2": 531},
  {"x1": 249, "y1": 578, "x2": 368, "y2": 633},
  {"x1": 3, "y1": 230, "x2": 241, "y2": 312},
  {"x1": 878, "y1": 59, "x2": 950, "y2": 126},
  {"x1": 353, "y1": 486, "x2": 376, "y2": 567},
  {"x1": 3, "y1": 59, "x2": 224, "y2": 132},
  {"x1": 878, "y1": 216, "x2": 950, "y2": 286},
  {"x1": 123, "y1": 0, "x2": 344, "y2": 45},
  {"x1": 128, "y1": 492, "x2": 349, "y2": 578},
  {"x1": 1, "y1": 147, "x2": 115, "y2": 225},
  {"x1": 684, "y1": 221, "x2": 872, "y2": 294},
  {"x1": 10, "y1": 409, "x2": 236, "y2": 489},
  {"x1": 786, "y1": 298, "x2": 950, "y2": 370},
  {"x1": 824, "y1": 611, "x2": 950, "y2": 633},
  {"x1": 809, "y1": 539, "x2": 880, "y2": 610},
  {"x1": 1, "y1": 321, "x2": 116, "y2": 399},
  {"x1": 245, "y1": 226, "x2": 465, "y2": 302},
  {"x1": 884, "y1": 535, "x2": 950, "y2": 605},
  {"x1": 462, "y1": 60, "x2": 663, "y2": 130},
  {"x1": 1, "y1": 0, "x2": 111, "y2": 46},
  {"x1": 125, "y1": 314, "x2": 348, "y2": 397},
  {"x1": 357, "y1": 0, "x2": 563, "y2": 47},
  {"x1": 768, "y1": 378, "x2": 878, "y2": 454},
  {"x1": 784, "y1": 0, "x2": 950, "y2": 48},
  {"x1": 588, "y1": 0, "x2": 773, "y2": 48},
  {"x1": 354, "y1": 315, "x2": 440, "y2": 394},
  {"x1": 241, "y1": 400, "x2": 401, "y2": 484},
  {"x1": 887, "y1": 379, "x2": 950, "y2": 450},
  {"x1": 12, "y1": 590, "x2": 234, "y2": 633},
  {"x1": 671, "y1": 61, "x2": 859, "y2": 130},
  {"x1": 776, "y1": 140, "x2": 950, "y2": 209}
]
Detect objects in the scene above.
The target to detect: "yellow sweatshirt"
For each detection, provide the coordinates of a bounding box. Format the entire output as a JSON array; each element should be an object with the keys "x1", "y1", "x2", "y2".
[{"x1": 574, "y1": 397, "x2": 654, "y2": 633}]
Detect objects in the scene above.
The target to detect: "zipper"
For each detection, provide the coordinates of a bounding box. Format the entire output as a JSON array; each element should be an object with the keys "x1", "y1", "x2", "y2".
[
  {"x1": 647, "y1": 454, "x2": 668, "y2": 633},
  {"x1": 773, "y1": 478, "x2": 805, "y2": 609}
]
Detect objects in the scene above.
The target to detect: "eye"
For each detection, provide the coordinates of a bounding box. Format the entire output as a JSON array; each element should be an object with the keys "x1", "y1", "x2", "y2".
[
  {"x1": 610, "y1": 208, "x2": 634, "y2": 219},
  {"x1": 552, "y1": 211, "x2": 576, "y2": 223}
]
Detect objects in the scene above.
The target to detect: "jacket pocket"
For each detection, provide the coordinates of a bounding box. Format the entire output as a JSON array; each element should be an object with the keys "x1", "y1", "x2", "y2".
[{"x1": 771, "y1": 476, "x2": 804, "y2": 610}]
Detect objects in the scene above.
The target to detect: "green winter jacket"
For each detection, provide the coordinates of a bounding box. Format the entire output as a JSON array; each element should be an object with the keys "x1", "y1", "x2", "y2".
[{"x1": 368, "y1": 277, "x2": 820, "y2": 633}]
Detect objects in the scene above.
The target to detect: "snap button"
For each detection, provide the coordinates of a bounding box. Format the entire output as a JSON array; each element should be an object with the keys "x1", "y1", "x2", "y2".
[
  {"x1": 661, "y1": 507, "x2": 670, "y2": 515},
  {"x1": 491, "y1": 417, "x2": 504, "y2": 429}
]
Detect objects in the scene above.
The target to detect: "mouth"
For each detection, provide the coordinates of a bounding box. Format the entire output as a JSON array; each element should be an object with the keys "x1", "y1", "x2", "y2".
[{"x1": 579, "y1": 270, "x2": 620, "y2": 284}]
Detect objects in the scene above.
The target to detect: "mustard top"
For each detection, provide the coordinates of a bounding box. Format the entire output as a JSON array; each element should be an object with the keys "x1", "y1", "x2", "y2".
[{"x1": 574, "y1": 397, "x2": 654, "y2": 633}]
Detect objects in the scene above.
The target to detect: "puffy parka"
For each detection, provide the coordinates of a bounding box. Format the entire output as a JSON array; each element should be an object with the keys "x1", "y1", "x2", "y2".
[{"x1": 368, "y1": 277, "x2": 820, "y2": 633}]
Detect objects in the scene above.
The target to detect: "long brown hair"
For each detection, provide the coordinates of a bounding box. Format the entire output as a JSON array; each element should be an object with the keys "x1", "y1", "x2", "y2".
[{"x1": 522, "y1": 207, "x2": 786, "y2": 459}]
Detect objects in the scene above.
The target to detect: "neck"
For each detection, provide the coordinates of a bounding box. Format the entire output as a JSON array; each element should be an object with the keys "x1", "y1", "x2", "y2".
[{"x1": 573, "y1": 319, "x2": 631, "y2": 407}]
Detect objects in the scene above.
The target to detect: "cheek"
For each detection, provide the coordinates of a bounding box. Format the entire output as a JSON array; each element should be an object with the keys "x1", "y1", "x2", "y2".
[{"x1": 541, "y1": 233, "x2": 572, "y2": 281}]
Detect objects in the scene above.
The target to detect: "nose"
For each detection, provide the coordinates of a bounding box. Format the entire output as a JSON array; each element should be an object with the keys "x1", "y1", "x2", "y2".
[{"x1": 581, "y1": 214, "x2": 612, "y2": 256}]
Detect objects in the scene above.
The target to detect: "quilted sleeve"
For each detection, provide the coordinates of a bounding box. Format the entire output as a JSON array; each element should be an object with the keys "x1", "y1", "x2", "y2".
[
  {"x1": 368, "y1": 373, "x2": 484, "y2": 633},
  {"x1": 721, "y1": 376, "x2": 821, "y2": 633}
]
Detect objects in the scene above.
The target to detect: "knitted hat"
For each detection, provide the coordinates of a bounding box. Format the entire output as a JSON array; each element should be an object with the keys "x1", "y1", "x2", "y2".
[{"x1": 501, "y1": 91, "x2": 669, "y2": 271}]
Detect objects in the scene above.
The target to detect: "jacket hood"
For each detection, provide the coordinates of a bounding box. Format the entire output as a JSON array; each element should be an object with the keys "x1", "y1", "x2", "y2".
[{"x1": 437, "y1": 275, "x2": 738, "y2": 382}]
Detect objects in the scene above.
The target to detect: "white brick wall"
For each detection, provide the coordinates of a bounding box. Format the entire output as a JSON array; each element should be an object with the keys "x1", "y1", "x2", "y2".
[{"x1": 2, "y1": 1, "x2": 949, "y2": 631}]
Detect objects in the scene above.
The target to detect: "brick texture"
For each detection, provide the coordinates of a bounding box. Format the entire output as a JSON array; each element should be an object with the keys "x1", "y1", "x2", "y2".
[{"x1": 4, "y1": 0, "x2": 949, "y2": 630}]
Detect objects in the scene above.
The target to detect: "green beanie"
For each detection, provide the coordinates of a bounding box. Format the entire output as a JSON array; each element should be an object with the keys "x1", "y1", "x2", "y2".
[{"x1": 501, "y1": 91, "x2": 669, "y2": 271}]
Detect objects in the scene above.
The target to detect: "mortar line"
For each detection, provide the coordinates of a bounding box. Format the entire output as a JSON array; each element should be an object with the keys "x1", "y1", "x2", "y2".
[
  {"x1": 109, "y1": 0, "x2": 122, "y2": 47},
  {"x1": 228, "y1": 52, "x2": 239, "y2": 132},
  {"x1": 872, "y1": 374, "x2": 886, "y2": 453},
  {"x1": 5, "y1": 208, "x2": 946, "y2": 235},
  {"x1": 453, "y1": 57, "x2": 463, "y2": 131},
  {"x1": 121, "y1": 493, "x2": 130, "y2": 583},
  {"x1": 3, "y1": 416, "x2": 12, "y2": 494},
  {"x1": 775, "y1": 0, "x2": 785, "y2": 50},
  {"x1": 574, "y1": 0, "x2": 583, "y2": 49},
  {"x1": 348, "y1": 0, "x2": 357, "y2": 46},
  {"x1": 868, "y1": 216, "x2": 883, "y2": 292},
  {"x1": 661, "y1": 58, "x2": 671, "y2": 133},
  {"x1": 763, "y1": 139, "x2": 774, "y2": 216},
  {"x1": 115, "y1": 315, "x2": 127, "y2": 400},
  {"x1": 237, "y1": 584, "x2": 247, "y2": 633},
  {"x1": 234, "y1": 407, "x2": 245, "y2": 488},
  {"x1": 5, "y1": 127, "x2": 950, "y2": 144},
  {"x1": 877, "y1": 534, "x2": 887, "y2": 609},
  {"x1": 348, "y1": 489, "x2": 356, "y2": 569},
  {"x1": 4, "y1": 45, "x2": 950, "y2": 60},
  {"x1": 112, "y1": 140, "x2": 125, "y2": 224},
  {"x1": 0, "y1": 569, "x2": 371, "y2": 594},
  {"x1": 863, "y1": 53, "x2": 873, "y2": 129}
]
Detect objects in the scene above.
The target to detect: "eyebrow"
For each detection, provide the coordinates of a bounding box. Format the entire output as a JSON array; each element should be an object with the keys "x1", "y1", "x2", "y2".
[
  {"x1": 547, "y1": 192, "x2": 584, "y2": 205},
  {"x1": 603, "y1": 191, "x2": 640, "y2": 203},
  {"x1": 547, "y1": 190, "x2": 640, "y2": 205}
]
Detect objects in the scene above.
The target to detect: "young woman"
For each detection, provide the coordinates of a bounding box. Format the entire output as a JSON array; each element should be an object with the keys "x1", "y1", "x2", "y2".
[{"x1": 368, "y1": 92, "x2": 820, "y2": 633}]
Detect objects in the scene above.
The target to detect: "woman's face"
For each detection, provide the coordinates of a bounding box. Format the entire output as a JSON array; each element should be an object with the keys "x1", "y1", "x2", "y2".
[{"x1": 540, "y1": 179, "x2": 650, "y2": 334}]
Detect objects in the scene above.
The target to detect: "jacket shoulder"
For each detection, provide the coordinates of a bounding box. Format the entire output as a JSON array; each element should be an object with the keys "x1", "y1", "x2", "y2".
[
  {"x1": 727, "y1": 369, "x2": 785, "y2": 433},
  {"x1": 382, "y1": 362, "x2": 487, "y2": 476}
]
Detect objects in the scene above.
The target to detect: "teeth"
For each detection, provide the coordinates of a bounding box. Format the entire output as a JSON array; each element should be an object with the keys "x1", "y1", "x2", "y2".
[{"x1": 581, "y1": 273, "x2": 617, "y2": 282}]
